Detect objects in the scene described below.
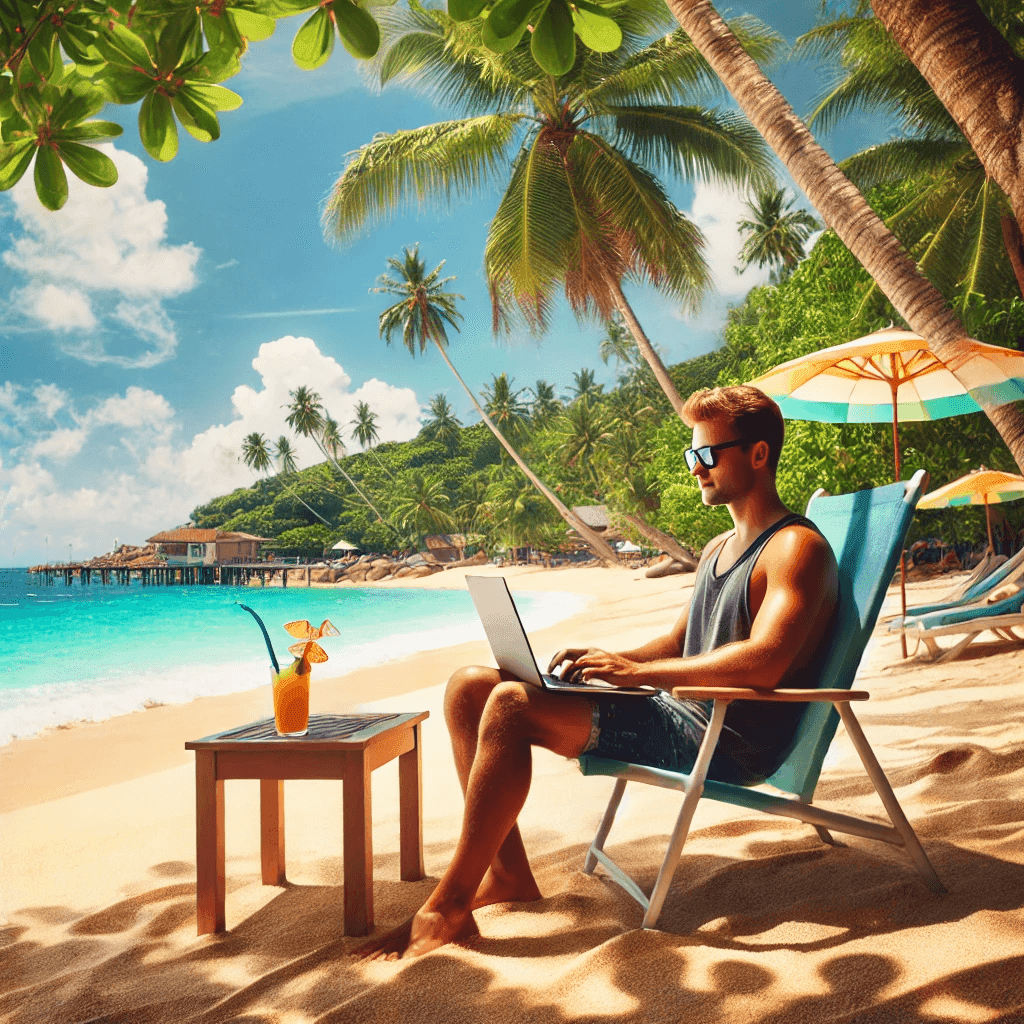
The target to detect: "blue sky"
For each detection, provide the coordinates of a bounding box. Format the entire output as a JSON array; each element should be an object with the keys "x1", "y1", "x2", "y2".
[{"x1": 0, "y1": 0, "x2": 893, "y2": 567}]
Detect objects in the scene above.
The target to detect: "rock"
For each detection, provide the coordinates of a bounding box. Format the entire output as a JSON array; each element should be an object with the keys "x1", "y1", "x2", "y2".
[
  {"x1": 365, "y1": 564, "x2": 392, "y2": 582},
  {"x1": 441, "y1": 550, "x2": 489, "y2": 570},
  {"x1": 346, "y1": 566, "x2": 369, "y2": 582},
  {"x1": 645, "y1": 558, "x2": 690, "y2": 579},
  {"x1": 406, "y1": 565, "x2": 438, "y2": 579},
  {"x1": 371, "y1": 558, "x2": 393, "y2": 568},
  {"x1": 393, "y1": 565, "x2": 416, "y2": 578}
]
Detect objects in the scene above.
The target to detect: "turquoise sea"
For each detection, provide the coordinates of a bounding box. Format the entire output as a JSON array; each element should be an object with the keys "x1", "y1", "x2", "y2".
[{"x1": 0, "y1": 569, "x2": 586, "y2": 744}]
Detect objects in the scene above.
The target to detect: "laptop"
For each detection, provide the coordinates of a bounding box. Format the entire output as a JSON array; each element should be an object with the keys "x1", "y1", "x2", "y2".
[{"x1": 466, "y1": 575, "x2": 655, "y2": 698}]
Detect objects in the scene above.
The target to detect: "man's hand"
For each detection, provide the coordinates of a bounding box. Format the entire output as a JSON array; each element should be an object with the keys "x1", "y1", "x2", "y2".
[
  {"x1": 547, "y1": 647, "x2": 596, "y2": 675},
  {"x1": 563, "y1": 649, "x2": 644, "y2": 688}
]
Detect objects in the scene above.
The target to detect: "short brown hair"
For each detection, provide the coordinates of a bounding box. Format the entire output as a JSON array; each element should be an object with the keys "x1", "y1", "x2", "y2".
[{"x1": 682, "y1": 385, "x2": 785, "y2": 471}]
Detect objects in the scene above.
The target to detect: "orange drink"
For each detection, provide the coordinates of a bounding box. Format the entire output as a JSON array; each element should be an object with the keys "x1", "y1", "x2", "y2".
[{"x1": 272, "y1": 663, "x2": 310, "y2": 736}]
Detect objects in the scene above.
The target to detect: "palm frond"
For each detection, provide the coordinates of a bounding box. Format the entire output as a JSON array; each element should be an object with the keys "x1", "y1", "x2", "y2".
[
  {"x1": 322, "y1": 114, "x2": 524, "y2": 244},
  {"x1": 959, "y1": 176, "x2": 1014, "y2": 304},
  {"x1": 840, "y1": 137, "x2": 968, "y2": 192},
  {"x1": 602, "y1": 104, "x2": 774, "y2": 190}
]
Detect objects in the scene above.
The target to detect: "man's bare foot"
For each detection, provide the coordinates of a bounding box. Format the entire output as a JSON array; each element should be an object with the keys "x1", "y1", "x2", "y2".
[
  {"x1": 349, "y1": 918, "x2": 413, "y2": 962},
  {"x1": 402, "y1": 905, "x2": 479, "y2": 959},
  {"x1": 471, "y1": 868, "x2": 542, "y2": 910}
]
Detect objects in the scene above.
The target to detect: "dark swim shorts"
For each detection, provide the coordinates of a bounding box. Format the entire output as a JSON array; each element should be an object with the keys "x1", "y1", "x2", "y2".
[{"x1": 580, "y1": 691, "x2": 760, "y2": 785}]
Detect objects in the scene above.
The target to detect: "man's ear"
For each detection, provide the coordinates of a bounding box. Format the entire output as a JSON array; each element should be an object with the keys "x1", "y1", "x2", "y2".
[{"x1": 752, "y1": 439, "x2": 770, "y2": 469}]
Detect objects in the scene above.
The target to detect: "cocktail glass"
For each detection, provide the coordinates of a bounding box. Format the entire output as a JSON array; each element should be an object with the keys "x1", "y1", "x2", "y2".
[{"x1": 271, "y1": 665, "x2": 310, "y2": 737}]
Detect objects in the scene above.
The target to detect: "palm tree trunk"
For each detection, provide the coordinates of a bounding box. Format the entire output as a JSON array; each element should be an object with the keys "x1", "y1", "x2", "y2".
[
  {"x1": 614, "y1": 511, "x2": 698, "y2": 570},
  {"x1": 431, "y1": 341, "x2": 622, "y2": 565},
  {"x1": 1002, "y1": 216, "x2": 1024, "y2": 300},
  {"x1": 664, "y1": 0, "x2": 1024, "y2": 475},
  {"x1": 316, "y1": 439, "x2": 399, "y2": 535},
  {"x1": 606, "y1": 276, "x2": 687, "y2": 421},
  {"x1": 872, "y1": 0, "x2": 1024, "y2": 234}
]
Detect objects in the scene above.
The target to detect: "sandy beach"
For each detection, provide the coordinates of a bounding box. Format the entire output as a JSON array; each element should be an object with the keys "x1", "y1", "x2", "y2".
[{"x1": 3, "y1": 564, "x2": 1023, "y2": 1023}]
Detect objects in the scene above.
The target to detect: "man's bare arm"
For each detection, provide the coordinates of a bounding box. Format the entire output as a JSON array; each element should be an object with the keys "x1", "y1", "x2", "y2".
[{"x1": 569, "y1": 529, "x2": 837, "y2": 691}]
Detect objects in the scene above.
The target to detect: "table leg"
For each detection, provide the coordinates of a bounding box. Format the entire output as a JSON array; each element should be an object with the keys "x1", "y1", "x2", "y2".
[
  {"x1": 399, "y1": 722, "x2": 425, "y2": 881},
  {"x1": 260, "y1": 779, "x2": 286, "y2": 885},
  {"x1": 195, "y1": 751, "x2": 225, "y2": 934},
  {"x1": 343, "y1": 756, "x2": 373, "y2": 935}
]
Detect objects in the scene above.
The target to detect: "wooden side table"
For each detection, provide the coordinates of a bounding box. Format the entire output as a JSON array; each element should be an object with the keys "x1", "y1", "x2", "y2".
[{"x1": 185, "y1": 711, "x2": 428, "y2": 937}]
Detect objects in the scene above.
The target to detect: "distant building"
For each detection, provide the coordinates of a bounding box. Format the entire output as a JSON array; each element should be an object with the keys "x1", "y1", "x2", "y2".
[
  {"x1": 146, "y1": 528, "x2": 272, "y2": 566},
  {"x1": 424, "y1": 533, "x2": 467, "y2": 563}
]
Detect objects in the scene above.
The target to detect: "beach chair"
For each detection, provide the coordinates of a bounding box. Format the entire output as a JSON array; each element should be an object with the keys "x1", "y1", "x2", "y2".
[
  {"x1": 901, "y1": 583, "x2": 1024, "y2": 663},
  {"x1": 888, "y1": 545, "x2": 1022, "y2": 626},
  {"x1": 578, "y1": 470, "x2": 946, "y2": 930}
]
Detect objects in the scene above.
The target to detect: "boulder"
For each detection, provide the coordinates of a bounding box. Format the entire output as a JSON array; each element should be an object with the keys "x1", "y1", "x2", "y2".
[
  {"x1": 371, "y1": 557, "x2": 393, "y2": 568},
  {"x1": 645, "y1": 558, "x2": 690, "y2": 579},
  {"x1": 365, "y1": 564, "x2": 392, "y2": 582},
  {"x1": 393, "y1": 565, "x2": 416, "y2": 578},
  {"x1": 406, "y1": 564, "x2": 439, "y2": 579},
  {"x1": 345, "y1": 566, "x2": 369, "y2": 583}
]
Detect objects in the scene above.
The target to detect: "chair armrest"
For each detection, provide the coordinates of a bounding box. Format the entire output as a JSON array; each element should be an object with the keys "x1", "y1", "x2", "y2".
[{"x1": 670, "y1": 686, "x2": 869, "y2": 703}]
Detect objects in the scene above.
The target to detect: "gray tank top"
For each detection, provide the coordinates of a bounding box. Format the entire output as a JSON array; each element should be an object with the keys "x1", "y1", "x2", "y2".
[{"x1": 676, "y1": 513, "x2": 828, "y2": 784}]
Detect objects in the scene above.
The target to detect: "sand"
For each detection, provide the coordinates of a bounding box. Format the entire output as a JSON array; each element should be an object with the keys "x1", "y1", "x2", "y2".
[{"x1": 2, "y1": 565, "x2": 1023, "y2": 1024}]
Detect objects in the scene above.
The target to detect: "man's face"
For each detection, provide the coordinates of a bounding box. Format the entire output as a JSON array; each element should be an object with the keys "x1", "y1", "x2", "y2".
[{"x1": 689, "y1": 418, "x2": 756, "y2": 506}]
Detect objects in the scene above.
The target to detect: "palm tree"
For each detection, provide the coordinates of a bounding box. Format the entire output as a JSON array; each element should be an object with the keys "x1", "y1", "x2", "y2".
[
  {"x1": 322, "y1": 1, "x2": 779, "y2": 421},
  {"x1": 242, "y1": 431, "x2": 274, "y2": 478},
  {"x1": 420, "y1": 393, "x2": 464, "y2": 450},
  {"x1": 284, "y1": 385, "x2": 394, "y2": 528},
  {"x1": 350, "y1": 401, "x2": 381, "y2": 449},
  {"x1": 391, "y1": 469, "x2": 456, "y2": 536},
  {"x1": 737, "y1": 187, "x2": 820, "y2": 275},
  {"x1": 599, "y1": 311, "x2": 638, "y2": 369},
  {"x1": 528, "y1": 380, "x2": 562, "y2": 426},
  {"x1": 794, "y1": 5, "x2": 1021, "y2": 309},
  {"x1": 660, "y1": 0, "x2": 1024, "y2": 470},
  {"x1": 274, "y1": 436, "x2": 298, "y2": 476},
  {"x1": 569, "y1": 368, "x2": 604, "y2": 403},
  {"x1": 322, "y1": 415, "x2": 346, "y2": 462},
  {"x1": 372, "y1": 245, "x2": 621, "y2": 563},
  {"x1": 556, "y1": 395, "x2": 613, "y2": 490},
  {"x1": 481, "y1": 372, "x2": 530, "y2": 445}
]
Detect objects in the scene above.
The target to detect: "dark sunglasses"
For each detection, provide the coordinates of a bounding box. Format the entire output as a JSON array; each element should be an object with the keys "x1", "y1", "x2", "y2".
[{"x1": 684, "y1": 438, "x2": 749, "y2": 472}]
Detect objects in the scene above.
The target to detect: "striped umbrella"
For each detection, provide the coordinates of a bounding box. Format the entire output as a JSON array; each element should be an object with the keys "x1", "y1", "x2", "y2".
[
  {"x1": 917, "y1": 468, "x2": 1024, "y2": 552},
  {"x1": 750, "y1": 327, "x2": 1024, "y2": 656}
]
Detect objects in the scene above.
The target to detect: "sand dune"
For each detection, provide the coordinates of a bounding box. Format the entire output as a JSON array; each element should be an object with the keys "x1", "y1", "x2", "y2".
[{"x1": 2, "y1": 567, "x2": 1023, "y2": 1024}]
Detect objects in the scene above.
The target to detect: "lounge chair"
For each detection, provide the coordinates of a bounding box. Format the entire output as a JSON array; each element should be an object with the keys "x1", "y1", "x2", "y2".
[
  {"x1": 888, "y1": 546, "x2": 1022, "y2": 626},
  {"x1": 901, "y1": 580, "x2": 1024, "y2": 662},
  {"x1": 577, "y1": 470, "x2": 945, "y2": 930}
]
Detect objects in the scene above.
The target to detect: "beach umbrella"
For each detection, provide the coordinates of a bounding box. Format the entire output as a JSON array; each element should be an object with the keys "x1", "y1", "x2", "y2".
[
  {"x1": 917, "y1": 468, "x2": 1024, "y2": 552},
  {"x1": 750, "y1": 327, "x2": 1024, "y2": 656}
]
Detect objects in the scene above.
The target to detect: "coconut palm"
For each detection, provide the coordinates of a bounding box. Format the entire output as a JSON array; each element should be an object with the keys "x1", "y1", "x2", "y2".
[
  {"x1": 350, "y1": 401, "x2": 381, "y2": 449},
  {"x1": 372, "y1": 245, "x2": 620, "y2": 563},
  {"x1": 661, "y1": 0, "x2": 1024, "y2": 471},
  {"x1": 737, "y1": 187, "x2": 820, "y2": 275},
  {"x1": 322, "y1": 415, "x2": 347, "y2": 462},
  {"x1": 556, "y1": 395, "x2": 613, "y2": 489},
  {"x1": 481, "y1": 373, "x2": 530, "y2": 445},
  {"x1": 528, "y1": 380, "x2": 562, "y2": 426},
  {"x1": 599, "y1": 311, "x2": 638, "y2": 369},
  {"x1": 794, "y1": 4, "x2": 1021, "y2": 310},
  {"x1": 420, "y1": 393, "x2": 464, "y2": 450},
  {"x1": 569, "y1": 368, "x2": 604, "y2": 403},
  {"x1": 274, "y1": 436, "x2": 298, "y2": 476},
  {"x1": 284, "y1": 385, "x2": 394, "y2": 528},
  {"x1": 322, "y1": 1, "x2": 779, "y2": 421},
  {"x1": 391, "y1": 469, "x2": 455, "y2": 536}
]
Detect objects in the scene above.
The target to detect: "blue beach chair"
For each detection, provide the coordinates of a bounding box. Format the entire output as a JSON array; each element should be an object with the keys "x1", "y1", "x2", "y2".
[
  {"x1": 888, "y1": 545, "x2": 1023, "y2": 626},
  {"x1": 578, "y1": 470, "x2": 946, "y2": 929}
]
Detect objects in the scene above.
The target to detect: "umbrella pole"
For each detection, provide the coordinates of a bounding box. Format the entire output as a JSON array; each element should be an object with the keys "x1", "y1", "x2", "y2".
[
  {"x1": 985, "y1": 493, "x2": 994, "y2": 553},
  {"x1": 892, "y1": 388, "x2": 908, "y2": 658}
]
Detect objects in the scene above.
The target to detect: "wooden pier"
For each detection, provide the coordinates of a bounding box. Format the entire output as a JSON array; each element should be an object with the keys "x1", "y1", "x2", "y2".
[{"x1": 27, "y1": 563, "x2": 311, "y2": 588}]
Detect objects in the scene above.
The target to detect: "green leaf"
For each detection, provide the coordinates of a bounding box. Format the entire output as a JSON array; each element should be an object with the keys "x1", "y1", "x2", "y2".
[
  {"x1": 60, "y1": 120, "x2": 124, "y2": 141},
  {"x1": 34, "y1": 146, "x2": 69, "y2": 210},
  {"x1": 532, "y1": 0, "x2": 574, "y2": 75},
  {"x1": 292, "y1": 6, "x2": 334, "y2": 70},
  {"x1": 188, "y1": 82, "x2": 243, "y2": 112},
  {"x1": 93, "y1": 23, "x2": 154, "y2": 70},
  {"x1": 56, "y1": 140, "x2": 118, "y2": 187},
  {"x1": 174, "y1": 87, "x2": 222, "y2": 140},
  {"x1": 481, "y1": 4, "x2": 535, "y2": 53},
  {"x1": 488, "y1": 0, "x2": 541, "y2": 42},
  {"x1": 448, "y1": 0, "x2": 488, "y2": 22},
  {"x1": 156, "y1": 13, "x2": 200, "y2": 70},
  {"x1": 0, "y1": 140, "x2": 34, "y2": 191},
  {"x1": 230, "y1": 8, "x2": 276, "y2": 42},
  {"x1": 138, "y1": 91, "x2": 178, "y2": 161},
  {"x1": 189, "y1": 48, "x2": 242, "y2": 84},
  {"x1": 27, "y1": 26, "x2": 59, "y2": 80},
  {"x1": 57, "y1": 23, "x2": 99, "y2": 66},
  {"x1": 570, "y1": 4, "x2": 621, "y2": 52},
  {"x1": 171, "y1": 96, "x2": 214, "y2": 142},
  {"x1": 95, "y1": 66, "x2": 155, "y2": 104},
  {"x1": 332, "y1": 0, "x2": 379, "y2": 59}
]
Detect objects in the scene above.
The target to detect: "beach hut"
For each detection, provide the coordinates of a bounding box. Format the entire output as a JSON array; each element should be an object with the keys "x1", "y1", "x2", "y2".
[
  {"x1": 146, "y1": 529, "x2": 271, "y2": 566},
  {"x1": 424, "y1": 534, "x2": 467, "y2": 563}
]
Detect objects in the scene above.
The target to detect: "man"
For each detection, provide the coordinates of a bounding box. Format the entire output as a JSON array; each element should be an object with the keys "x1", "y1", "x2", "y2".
[{"x1": 374, "y1": 384, "x2": 838, "y2": 958}]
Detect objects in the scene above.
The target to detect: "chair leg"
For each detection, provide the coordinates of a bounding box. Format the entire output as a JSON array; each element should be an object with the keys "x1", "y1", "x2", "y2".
[
  {"x1": 642, "y1": 701, "x2": 729, "y2": 929},
  {"x1": 936, "y1": 631, "x2": 980, "y2": 664},
  {"x1": 585, "y1": 778, "x2": 626, "y2": 874},
  {"x1": 837, "y1": 704, "x2": 946, "y2": 895}
]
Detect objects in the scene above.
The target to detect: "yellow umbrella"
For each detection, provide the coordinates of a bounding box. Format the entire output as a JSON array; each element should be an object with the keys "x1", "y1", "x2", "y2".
[
  {"x1": 917, "y1": 468, "x2": 1024, "y2": 552},
  {"x1": 750, "y1": 327, "x2": 1024, "y2": 657}
]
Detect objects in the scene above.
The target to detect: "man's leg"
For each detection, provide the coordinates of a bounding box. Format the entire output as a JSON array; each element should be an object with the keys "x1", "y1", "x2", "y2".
[{"x1": 404, "y1": 670, "x2": 594, "y2": 958}]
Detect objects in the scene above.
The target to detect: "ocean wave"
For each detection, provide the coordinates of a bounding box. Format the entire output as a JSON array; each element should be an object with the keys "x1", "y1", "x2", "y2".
[{"x1": 0, "y1": 589, "x2": 589, "y2": 744}]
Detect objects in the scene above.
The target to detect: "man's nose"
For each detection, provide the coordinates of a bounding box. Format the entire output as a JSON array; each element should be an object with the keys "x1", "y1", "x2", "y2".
[{"x1": 691, "y1": 459, "x2": 706, "y2": 479}]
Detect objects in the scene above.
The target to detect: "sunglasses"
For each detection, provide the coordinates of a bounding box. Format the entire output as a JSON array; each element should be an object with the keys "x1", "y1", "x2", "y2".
[{"x1": 684, "y1": 438, "x2": 749, "y2": 472}]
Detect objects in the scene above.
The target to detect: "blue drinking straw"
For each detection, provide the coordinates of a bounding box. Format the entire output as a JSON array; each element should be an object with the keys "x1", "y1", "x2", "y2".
[{"x1": 237, "y1": 602, "x2": 280, "y2": 674}]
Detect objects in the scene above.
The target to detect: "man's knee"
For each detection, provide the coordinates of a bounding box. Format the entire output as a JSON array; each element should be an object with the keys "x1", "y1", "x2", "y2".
[
  {"x1": 479, "y1": 680, "x2": 534, "y2": 740},
  {"x1": 445, "y1": 665, "x2": 503, "y2": 724}
]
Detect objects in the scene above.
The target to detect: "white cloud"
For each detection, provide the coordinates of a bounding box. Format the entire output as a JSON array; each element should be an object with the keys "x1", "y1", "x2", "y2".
[
  {"x1": 2, "y1": 144, "x2": 200, "y2": 368},
  {"x1": 0, "y1": 337, "x2": 422, "y2": 565}
]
